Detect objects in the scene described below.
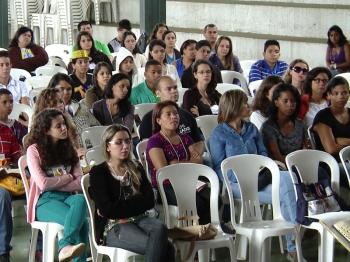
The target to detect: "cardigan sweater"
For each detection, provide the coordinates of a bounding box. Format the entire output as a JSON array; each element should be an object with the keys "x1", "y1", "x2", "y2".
[
  {"x1": 26, "y1": 144, "x2": 82, "y2": 223},
  {"x1": 88, "y1": 162, "x2": 154, "y2": 244}
]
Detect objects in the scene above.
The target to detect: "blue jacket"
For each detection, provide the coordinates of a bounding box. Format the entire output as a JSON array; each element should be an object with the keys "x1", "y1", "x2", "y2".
[
  {"x1": 248, "y1": 59, "x2": 288, "y2": 83},
  {"x1": 209, "y1": 121, "x2": 267, "y2": 182}
]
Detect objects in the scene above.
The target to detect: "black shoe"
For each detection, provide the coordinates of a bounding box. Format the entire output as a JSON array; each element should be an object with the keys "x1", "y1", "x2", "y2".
[{"x1": 0, "y1": 253, "x2": 10, "y2": 262}]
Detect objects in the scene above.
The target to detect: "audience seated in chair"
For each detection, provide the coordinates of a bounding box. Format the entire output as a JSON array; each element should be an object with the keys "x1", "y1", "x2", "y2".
[
  {"x1": 108, "y1": 19, "x2": 132, "y2": 53},
  {"x1": 0, "y1": 51, "x2": 30, "y2": 105},
  {"x1": 249, "y1": 40, "x2": 288, "y2": 83},
  {"x1": 283, "y1": 59, "x2": 309, "y2": 95},
  {"x1": 146, "y1": 101, "x2": 210, "y2": 224},
  {"x1": 8, "y1": 27, "x2": 48, "y2": 73},
  {"x1": 25, "y1": 109, "x2": 88, "y2": 262},
  {"x1": 203, "y1": 24, "x2": 218, "y2": 56},
  {"x1": 130, "y1": 60, "x2": 162, "y2": 105},
  {"x1": 209, "y1": 89, "x2": 299, "y2": 259},
  {"x1": 88, "y1": 124, "x2": 175, "y2": 262},
  {"x1": 114, "y1": 47, "x2": 137, "y2": 86},
  {"x1": 182, "y1": 59, "x2": 221, "y2": 117},
  {"x1": 250, "y1": 76, "x2": 284, "y2": 130},
  {"x1": 85, "y1": 62, "x2": 112, "y2": 109},
  {"x1": 122, "y1": 31, "x2": 147, "y2": 68},
  {"x1": 92, "y1": 73, "x2": 134, "y2": 131},
  {"x1": 162, "y1": 31, "x2": 181, "y2": 65},
  {"x1": 299, "y1": 67, "x2": 331, "y2": 127},
  {"x1": 144, "y1": 23, "x2": 169, "y2": 60},
  {"x1": 181, "y1": 40, "x2": 222, "y2": 89},
  {"x1": 174, "y1": 39, "x2": 196, "y2": 78}
]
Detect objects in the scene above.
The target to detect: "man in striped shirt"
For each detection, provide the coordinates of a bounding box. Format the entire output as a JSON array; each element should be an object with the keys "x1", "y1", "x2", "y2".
[{"x1": 249, "y1": 40, "x2": 288, "y2": 83}]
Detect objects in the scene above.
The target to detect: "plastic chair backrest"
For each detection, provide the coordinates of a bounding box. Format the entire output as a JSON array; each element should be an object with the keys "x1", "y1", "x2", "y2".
[
  {"x1": 339, "y1": 146, "x2": 350, "y2": 188},
  {"x1": 81, "y1": 175, "x2": 99, "y2": 248},
  {"x1": 81, "y1": 126, "x2": 108, "y2": 149},
  {"x1": 18, "y1": 155, "x2": 30, "y2": 200},
  {"x1": 177, "y1": 87, "x2": 186, "y2": 107},
  {"x1": 34, "y1": 65, "x2": 68, "y2": 76},
  {"x1": 25, "y1": 76, "x2": 52, "y2": 90},
  {"x1": 221, "y1": 154, "x2": 281, "y2": 224},
  {"x1": 337, "y1": 73, "x2": 350, "y2": 86},
  {"x1": 45, "y1": 44, "x2": 71, "y2": 66},
  {"x1": 216, "y1": 83, "x2": 244, "y2": 95},
  {"x1": 134, "y1": 103, "x2": 156, "y2": 121},
  {"x1": 307, "y1": 126, "x2": 316, "y2": 149},
  {"x1": 240, "y1": 60, "x2": 256, "y2": 79},
  {"x1": 86, "y1": 146, "x2": 106, "y2": 166},
  {"x1": 220, "y1": 70, "x2": 248, "y2": 92},
  {"x1": 157, "y1": 163, "x2": 220, "y2": 227},
  {"x1": 286, "y1": 150, "x2": 340, "y2": 195},
  {"x1": 9, "y1": 103, "x2": 33, "y2": 128},
  {"x1": 196, "y1": 115, "x2": 218, "y2": 141},
  {"x1": 48, "y1": 57, "x2": 67, "y2": 69},
  {"x1": 135, "y1": 139, "x2": 151, "y2": 182},
  {"x1": 248, "y1": 80, "x2": 263, "y2": 97},
  {"x1": 10, "y1": 68, "x2": 32, "y2": 82}
]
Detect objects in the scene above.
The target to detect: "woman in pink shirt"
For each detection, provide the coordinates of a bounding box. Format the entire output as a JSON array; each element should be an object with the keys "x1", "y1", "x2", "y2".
[{"x1": 25, "y1": 109, "x2": 87, "y2": 262}]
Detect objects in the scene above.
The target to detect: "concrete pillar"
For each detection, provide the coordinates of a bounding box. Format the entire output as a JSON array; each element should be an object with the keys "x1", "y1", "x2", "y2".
[
  {"x1": 0, "y1": 0, "x2": 9, "y2": 48},
  {"x1": 140, "y1": 0, "x2": 166, "y2": 35}
]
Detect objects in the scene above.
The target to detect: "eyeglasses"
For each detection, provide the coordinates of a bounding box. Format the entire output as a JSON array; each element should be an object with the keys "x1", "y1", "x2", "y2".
[
  {"x1": 313, "y1": 78, "x2": 328, "y2": 84},
  {"x1": 197, "y1": 70, "x2": 212, "y2": 75},
  {"x1": 292, "y1": 66, "x2": 308, "y2": 74},
  {"x1": 109, "y1": 139, "x2": 131, "y2": 146}
]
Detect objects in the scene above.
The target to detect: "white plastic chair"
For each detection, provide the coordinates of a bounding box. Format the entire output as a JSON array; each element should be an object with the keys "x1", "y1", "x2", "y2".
[
  {"x1": 177, "y1": 87, "x2": 186, "y2": 106},
  {"x1": 339, "y1": 146, "x2": 350, "y2": 188},
  {"x1": 220, "y1": 71, "x2": 249, "y2": 94},
  {"x1": 93, "y1": 0, "x2": 114, "y2": 25},
  {"x1": 157, "y1": 163, "x2": 236, "y2": 262},
  {"x1": 18, "y1": 155, "x2": 64, "y2": 262},
  {"x1": 195, "y1": 114, "x2": 218, "y2": 149},
  {"x1": 81, "y1": 174, "x2": 141, "y2": 262},
  {"x1": 45, "y1": 44, "x2": 71, "y2": 66},
  {"x1": 221, "y1": 154, "x2": 302, "y2": 262},
  {"x1": 307, "y1": 126, "x2": 316, "y2": 149},
  {"x1": 216, "y1": 83, "x2": 244, "y2": 95},
  {"x1": 48, "y1": 56, "x2": 67, "y2": 69},
  {"x1": 239, "y1": 60, "x2": 256, "y2": 82},
  {"x1": 34, "y1": 65, "x2": 68, "y2": 76},
  {"x1": 9, "y1": 103, "x2": 33, "y2": 128},
  {"x1": 134, "y1": 103, "x2": 156, "y2": 137},
  {"x1": 337, "y1": 72, "x2": 350, "y2": 86},
  {"x1": 248, "y1": 80, "x2": 263, "y2": 97},
  {"x1": 136, "y1": 139, "x2": 149, "y2": 171},
  {"x1": 85, "y1": 145, "x2": 105, "y2": 166},
  {"x1": 25, "y1": 75, "x2": 52, "y2": 90},
  {"x1": 10, "y1": 68, "x2": 31, "y2": 82},
  {"x1": 81, "y1": 126, "x2": 108, "y2": 149},
  {"x1": 286, "y1": 149, "x2": 344, "y2": 262}
]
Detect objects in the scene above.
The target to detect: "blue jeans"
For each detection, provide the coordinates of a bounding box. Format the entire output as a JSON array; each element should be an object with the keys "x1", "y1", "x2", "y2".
[
  {"x1": 0, "y1": 188, "x2": 12, "y2": 255},
  {"x1": 105, "y1": 217, "x2": 175, "y2": 262},
  {"x1": 229, "y1": 171, "x2": 297, "y2": 252}
]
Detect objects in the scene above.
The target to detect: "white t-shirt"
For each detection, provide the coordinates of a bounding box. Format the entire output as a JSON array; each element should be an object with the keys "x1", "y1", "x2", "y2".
[
  {"x1": 250, "y1": 110, "x2": 267, "y2": 130},
  {"x1": 304, "y1": 100, "x2": 328, "y2": 127}
]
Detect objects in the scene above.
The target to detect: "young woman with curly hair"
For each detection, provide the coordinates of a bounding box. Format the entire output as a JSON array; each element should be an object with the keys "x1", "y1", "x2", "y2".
[{"x1": 25, "y1": 109, "x2": 88, "y2": 262}]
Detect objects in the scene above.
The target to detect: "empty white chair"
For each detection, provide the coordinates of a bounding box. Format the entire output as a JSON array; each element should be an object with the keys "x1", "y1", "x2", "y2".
[
  {"x1": 81, "y1": 175, "x2": 141, "y2": 262},
  {"x1": 48, "y1": 56, "x2": 67, "y2": 69},
  {"x1": 10, "y1": 68, "x2": 31, "y2": 82},
  {"x1": 34, "y1": 65, "x2": 68, "y2": 76},
  {"x1": 221, "y1": 154, "x2": 302, "y2": 262},
  {"x1": 9, "y1": 103, "x2": 33, "y2": 128},
  {"x1": 337, "y1": 72, "x2": 350, "y2": 86},
  {"x1": 25, "y1": 75, "x2": 52, "y2": 90},
  {"x1": 216, "y1": 83, "x2": 244, "y2": 95},
  {"x1": 81, "y1": 126, "x2": 108, "y2": 149},
  {"x1": 286, "y1": 149, "x2": 346, "y2": 262},
  {"x1": 134, "y1": 103, "x2": 156, "y2": 137},
  {"x1": 239, "y1": 60, "x2": 256, "y2": 81},
  {"x1": 85, "y1": 145, "x2": 105, "y2": 166},
  {"x1": 307, "y1": 126, "x2": 316, "y2": 149},
  {"x1": 157, "y1": 163, "x2": 236, "y2": 262},
  {"x1": 196, "y1": 115, "x2": 218, "y2": 142},
  {"x1": 248, "y1": 80, "x2": 263, "y2": 97},
  {"x1": 136, "y1": 139, "x2": 150, "y2": 180},
  {"x1": 220, "y1": 71, "x2": 249, "y2": 94},
  {"x1": 339, "y1": 146, "x2": 350, "y2": 188},
  {"x1": 18, "y1": 155, "x2": 64, "y2": 262},
  {"x1": 45, "y1": 44, "x2": 71, "y2": 67}
]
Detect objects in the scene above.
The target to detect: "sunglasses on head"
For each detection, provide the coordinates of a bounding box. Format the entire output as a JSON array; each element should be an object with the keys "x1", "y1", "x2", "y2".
[{"x1": 291, "y1": 66, "x2": 308, "y2": 74}]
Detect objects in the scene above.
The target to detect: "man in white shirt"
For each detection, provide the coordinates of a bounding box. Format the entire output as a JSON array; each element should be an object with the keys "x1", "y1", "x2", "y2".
[{"x1": 0, "y1": 51, "x2": 30, "y2": 105}]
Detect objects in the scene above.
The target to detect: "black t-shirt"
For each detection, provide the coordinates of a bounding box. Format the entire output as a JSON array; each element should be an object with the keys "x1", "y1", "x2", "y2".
[
  {"x1": 312, "y1": 107, "x2": 350, "y2": 160},
  {"x1": 138, "y1": 107, "x2": 203, "y2": 143},
  {"x1": 181, "y1": 62, "x2": 223, "y2": 89},
  {"x1": 69, "y1": 73, "x2": 93, "y2": 102}
]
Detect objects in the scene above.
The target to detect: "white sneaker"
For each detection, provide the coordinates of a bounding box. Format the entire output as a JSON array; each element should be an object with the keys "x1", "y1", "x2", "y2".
[{"x1": 58, "y1": 243, "x2": 85, "y2": 262}]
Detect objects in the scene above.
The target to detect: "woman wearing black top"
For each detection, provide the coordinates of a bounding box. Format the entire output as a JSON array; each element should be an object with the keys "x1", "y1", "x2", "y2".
[
  {"x1": 89, "y1": 124, "x2": 175, "y2": 262},
  {"x1": 182, "y1": 59, "x2": 221, "y2": 116}
]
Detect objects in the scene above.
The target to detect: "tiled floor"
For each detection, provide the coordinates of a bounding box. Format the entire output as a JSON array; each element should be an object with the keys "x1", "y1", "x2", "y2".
[{"x1": 10, "y1": 207, "x2": 350, "y2": 262}]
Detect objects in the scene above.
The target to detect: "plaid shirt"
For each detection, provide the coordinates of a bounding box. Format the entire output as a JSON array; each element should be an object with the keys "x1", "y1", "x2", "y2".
[{"x1": 0, "y1": 123, "x2": 21, "y2": 164}]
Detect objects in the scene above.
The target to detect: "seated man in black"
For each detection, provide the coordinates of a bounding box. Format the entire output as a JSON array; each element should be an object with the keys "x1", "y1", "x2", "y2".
[{"x1": 138, "y1": 75, "x2": 204, "y2": 156}]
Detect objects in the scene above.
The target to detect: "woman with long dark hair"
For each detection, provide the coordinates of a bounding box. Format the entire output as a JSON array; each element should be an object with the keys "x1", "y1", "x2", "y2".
[
  {"x1": 122, "y1": 31, "x2": 147, "y2": 68},
  {"x1": 25, "y1": 109, "x2": 88, "y2": 262}
]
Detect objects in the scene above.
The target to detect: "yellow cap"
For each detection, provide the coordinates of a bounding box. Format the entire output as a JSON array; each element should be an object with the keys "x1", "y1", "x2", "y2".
[{"x1": 71, "y1": 50, "x2": 90, "y2": 60}]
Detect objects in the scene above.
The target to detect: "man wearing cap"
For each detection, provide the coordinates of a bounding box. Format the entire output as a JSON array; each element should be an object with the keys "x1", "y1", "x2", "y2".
[{"x1": 69, "y1": 50, "x2": 93, "y2": 101}]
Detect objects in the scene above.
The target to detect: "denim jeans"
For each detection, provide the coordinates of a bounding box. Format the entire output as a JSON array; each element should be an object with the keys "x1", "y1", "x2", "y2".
[
  {"x1": 105, "y1": 217, "x2": 175, "y2": 262},
  {"x1": 229, "y1": 171, "x2": 297, "y2": 252},
  {"x1": 0, "y1": 188, "x2": 12, "y2": 255}
]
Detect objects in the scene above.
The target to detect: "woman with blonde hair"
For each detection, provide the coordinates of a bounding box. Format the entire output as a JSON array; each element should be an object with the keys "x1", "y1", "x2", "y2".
[
  {"x1": 209, "y1": 89, "x2": 299, "y2": 259},
  {"x1": 283, "y1": 59, "x2": 309, "y2": 94},
  {"x1": 89, "y1": 124, "x2": 175, "y2": 262}
]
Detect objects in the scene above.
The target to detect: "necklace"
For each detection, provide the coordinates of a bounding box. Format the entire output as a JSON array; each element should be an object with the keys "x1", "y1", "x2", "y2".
[
  {"x1": 107, "y1": 162, "x2": 127, "y2": 180},
  {"x1": 160, "y1": 131, "x2": 188, "y2": 161}
]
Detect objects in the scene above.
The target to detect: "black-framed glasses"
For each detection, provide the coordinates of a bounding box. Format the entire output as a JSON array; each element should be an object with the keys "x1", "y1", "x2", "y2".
[
  {"x1": 292, "y1": 66, "x2": 308, "y2": 74},
  {"x1": 312, "y1": 78, "x2": 328, "y2": 84}
]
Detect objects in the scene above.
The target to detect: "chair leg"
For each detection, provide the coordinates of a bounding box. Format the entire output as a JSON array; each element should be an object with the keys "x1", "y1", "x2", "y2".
[
  {"x1": 249, "y1": 233, "x2": 264, "y2": 262},
  {"x1": 319, "y1": 229, "x2": 334, "y2": 262},
  {"x1": 237, "y1": 235, "x2": 248, "y2": 260},
  {"x1": 211, "y1": 249, "x2": 216, "y2": 261},
  {"x1": 28, "y1": 228, "x2": 39, "y2": 262},
  {"x1": 96, "y1": 253, "x2": 103, "y2": 262},
  {"x1": 294, "y1": 228, "x2": 303, "y2": 262},
  {"x1": 261, "y1": 237, "x2": 271, "y2": 262},
  {"x1": 228, "y1": 238, "x2": 237, "y2": 262},
  {"x1": 198, "y1": 249, "x2": 210, "y2": 262}
]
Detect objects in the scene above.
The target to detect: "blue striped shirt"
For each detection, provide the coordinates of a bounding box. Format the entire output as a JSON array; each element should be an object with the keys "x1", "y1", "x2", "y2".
[{"x1": 248, "y1": 59, "x2": 288, "y2": 83}]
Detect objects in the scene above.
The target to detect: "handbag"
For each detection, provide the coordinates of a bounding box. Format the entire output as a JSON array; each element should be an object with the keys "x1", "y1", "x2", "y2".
[
  {"x1": 0, "y1": 171, "x2": 25, "y2": 196},
  {"x1": 294, "y1": 171, "x2": 341, "y2": 225},
  {"x1": 168, "y1": 215, "x2": 219, "y2": 261}
]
